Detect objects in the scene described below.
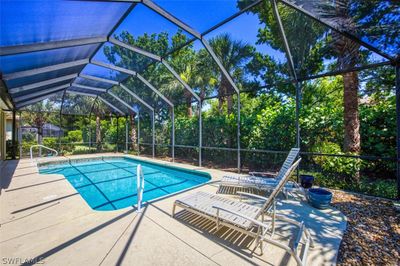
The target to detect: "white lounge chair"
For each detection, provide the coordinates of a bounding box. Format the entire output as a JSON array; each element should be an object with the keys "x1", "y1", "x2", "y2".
[
  {"x1": 219, "y1": 148, "x2": 304, "y2": 198},
  {"x1": 172, "y1": 159, "x2": 314, "y2": 266}
]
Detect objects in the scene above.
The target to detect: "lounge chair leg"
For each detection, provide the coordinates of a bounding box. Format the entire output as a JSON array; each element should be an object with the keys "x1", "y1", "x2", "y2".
[
  {"x1": 272, "y1": 200, "x2": 276, "y2": 236},
  {"x1": 172, "y1": 203, "x2": 176, "y2": 218},
  {"x1": 259, "y1": 227, "x2": 264, "y2": 255},
  {"x1": 251, "y1": 227, "x2": 262, "y2": 255},
  {"x1": 216, "y1": 209, "x2": 220, "y2": 230},
  {"x1": 284, "y1": 189, "x2": 289, "y2": 199}
]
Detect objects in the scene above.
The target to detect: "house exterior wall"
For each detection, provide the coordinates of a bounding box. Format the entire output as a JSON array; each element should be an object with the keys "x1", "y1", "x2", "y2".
[{"x1": 5, "y1": 118, "x2": 12, "y2": 140}]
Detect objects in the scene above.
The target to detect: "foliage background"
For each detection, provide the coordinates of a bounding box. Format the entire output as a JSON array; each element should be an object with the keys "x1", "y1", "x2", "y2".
[{"x1": 15, "y1": 1, "x2": 398, "y2": 198}]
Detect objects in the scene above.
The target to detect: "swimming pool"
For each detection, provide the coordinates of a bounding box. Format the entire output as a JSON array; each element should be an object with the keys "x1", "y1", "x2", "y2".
[{"x1": 38, "y1": 157, "x2": 211, "y2": 211}]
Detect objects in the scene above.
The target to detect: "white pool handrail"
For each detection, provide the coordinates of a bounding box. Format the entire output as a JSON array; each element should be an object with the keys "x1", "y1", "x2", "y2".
[
  {"x1": 30, "y1": 144, "x2": 58, "y2": 160},
  {"x1": 136, "y1": 164, "x2": 145, "y2": 212}
]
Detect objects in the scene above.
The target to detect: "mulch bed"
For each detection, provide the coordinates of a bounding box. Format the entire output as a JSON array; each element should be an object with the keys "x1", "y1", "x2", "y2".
[{"x1": 332, "y1": 191, "x2": 400, "y2": 266}]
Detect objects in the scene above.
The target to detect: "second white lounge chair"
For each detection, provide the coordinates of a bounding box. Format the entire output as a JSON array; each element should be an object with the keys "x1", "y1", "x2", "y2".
[
  {"x1": 172, "y1": 159, "x2": 314, "y2": 266},
  {"x1": 219, "y1": 148, "x2": 304, "y2": 198}
]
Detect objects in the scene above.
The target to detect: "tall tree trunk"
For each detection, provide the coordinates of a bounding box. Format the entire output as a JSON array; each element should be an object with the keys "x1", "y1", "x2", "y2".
[
  {"x1": 183, "y1": 90, "x2": 192, "y2": 117},
  {"x1": 38, "y1": 128, "x2": 43, "y2": 157},
  {"x1": 34, "y1": 116, "x2": 44, "y2": 157},
  {"x1": 334, "y1": 19, "x2": 361, "y2": 153},
  {"x1": 218, "y1": 94, "x2": 224, "y2": 113},
  {"x1": 343, "y1": 72, "x2": 360, "y2": 153},
  {"x1": 218, "y1": 78, "x2": 226, "y2": 113},
  {"x1": 333, "y1": 0, "x2": 361, "y2": 182},
  {"x1": 130, "y1": 114, "x2": 137, "y2": 151},
  {"x1": 226, "y1": 95, "x2": 233, "y2": 114},
  {"x1": 220, "y1": 76, "x2": 233, "y2": 114},
  {"x1": 186, "y1": 98, "x2": 193, "y2": 117},
  {"x1": 96, "y1": 116, "x2": 101, "y2": 151}
]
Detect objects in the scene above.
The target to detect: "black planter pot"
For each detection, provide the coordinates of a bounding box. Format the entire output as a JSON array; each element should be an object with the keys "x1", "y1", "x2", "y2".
[{"x1": 300, "y1": 174, "x2": 315, "y2": 189}]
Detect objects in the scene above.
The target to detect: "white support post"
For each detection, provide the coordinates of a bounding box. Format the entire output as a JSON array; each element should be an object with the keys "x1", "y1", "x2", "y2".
[
  {"x1": 137, "y1": 110, "x2": 140, "y2": 156},
  {"x1": 152, "y1": 111, "x2": 155, "y2": 158},
  {"x1": 172, "y1": 107, "x2": 175, "y2": 162},
  {"x1": 199, "y1": 101, "x2": 202, "y2": 167},
  {"x1": 125, "y1": 116, "x2": 128, "y2": 154},
  {"x1": 18, "y1": 113, "x2": 22, "y2": 158},
  {"x1": 237, "y1": 93, "x2": 241, "y2": 173},
  {"x1": 89, "y1": 127, "x2": 91, "y2": 148}
]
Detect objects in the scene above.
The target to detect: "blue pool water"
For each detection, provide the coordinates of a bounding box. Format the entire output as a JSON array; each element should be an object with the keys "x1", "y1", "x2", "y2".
[{"x1": 39, "y1": 157, "x2": 210, "y2": 211}]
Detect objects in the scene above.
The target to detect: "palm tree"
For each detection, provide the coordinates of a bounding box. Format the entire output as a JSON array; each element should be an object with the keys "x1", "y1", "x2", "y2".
[
  {"x1": 24, "y1": 98, "x2": 57, "y2": 156},
  {"x1": 327, "y1": 0, "x2": 361, "y2": 154},
  {"x1": 129, "y1": 113, "x2": 137, "y2": 151},
  {"x1": 95, "y1": 115, "x2": 101, "y2": 151},
  {"x1": 93, "y1": 100, "x2": 110, "y2": 152},
  {"x1": 208, "y1": 34, "x2": 254, "y2": 114}
]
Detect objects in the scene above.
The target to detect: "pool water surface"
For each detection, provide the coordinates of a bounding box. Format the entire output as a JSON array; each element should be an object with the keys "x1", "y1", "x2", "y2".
[{"x1": 39, "y1": 157, "x2": 210, "y2": 211}]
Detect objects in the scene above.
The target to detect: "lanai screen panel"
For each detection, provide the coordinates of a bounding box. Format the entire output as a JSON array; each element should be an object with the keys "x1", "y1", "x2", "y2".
[
  {"x1": 202, "y1": 3, "x2": 293, "y2": 94},
  {"x1": 93, "y1": 100, "x2": 116, "y2": 118},
  {"x1": 0, "y1": 45, "x2": 97, "y2": 73},
  {"x1": 62, "y1": 93, "x2": 96, "y2": 116},
  {"x1": 5, "y1": 65, "x2": 84, "y2": 90},
  {"x1": 100, "y1": 91, "x2": 133, "y2": 115},
  {"x1": 0, "y1": 44, "x2": 98, "y2": 91},
  {"x1": 12, "y1": 81, "x2": 70, "y2": 103},
  {"x1": 0, "y1": 0, "x2": 131, "y2": 46},
  {"x1": 73, "y1": 77, "x2": 112, "y2": 90},
  {"x1": 112, "y1": 4, "x2": 194, "y2": 58},
  {"x1": 94, "y1": 42, "x2": 157, "y2": 74},
  {"x1": 120, "y1": 76, "x2": 168, "y2": 110},
  {"x1": 0, "y1": 0, "x2": 131, "y2": 110},
  {"x1": 68, "y1": 85, "x2": 104, "y2": 96},
  {"x1": 140, "y1": 62, "x2": 187, "y2": 105},
  {"x1": 152, "y1": 0, "x2": 261, "y2": 33},
  {"x1": 282, "y1": 0, "x2": 400, "y2": 59},
  {"x1": 17, "y1": 90, "x2": 64, "y2": 112},
  {"x1": 277, "y1": 1, "x2": 390, "y2": 80},
  {"x1": 80, "y1": 64, "x2": 129, "y2": 83},
  {"x1": 109, "y1": 86, "x2": 153, "y2": 115}
]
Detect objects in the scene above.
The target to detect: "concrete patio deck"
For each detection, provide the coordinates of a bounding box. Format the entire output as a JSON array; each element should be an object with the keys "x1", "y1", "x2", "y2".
[{"x1": 0, "y1": 154, "x2": 346, "y2": 265}]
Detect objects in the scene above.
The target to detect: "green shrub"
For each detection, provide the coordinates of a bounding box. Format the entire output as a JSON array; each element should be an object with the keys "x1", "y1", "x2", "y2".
[
  {"x1": 312, "y1": 142, "x2": 361, "y2": 179},
  {"x1": 22, "y1": 131, "x2": 36, "y2": 142},
  {"x1": 43, "y1": 137, "x2": 57, "y2": 149},
  {"x1": 357, "y1": 178, "x2": 397, "y2": 199},
  {"x1": 67, "y1": 130, "x2": 83, "y2": 143},
  {"x1": 21, "y1": 141, "x2": 36, "y2": 157},
  {"x1": 304, "y1": 171, "x2": 396, "y2": 199},
  {"x1": 72, "y1": 145, "x2": 96, "y2": 155},
  {"x1": 102, "y1": 143, "x2": 116, "y2": 152}
]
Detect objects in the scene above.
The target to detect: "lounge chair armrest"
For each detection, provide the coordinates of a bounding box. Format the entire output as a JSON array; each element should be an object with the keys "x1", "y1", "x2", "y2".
[
  {"x1": 212, "y1": 205, "x2": 270, "y2": 229},
  {"x1": 249, "y1": 171, "x2": 277, "y2": 178},
  {"x1": 236, "y1": 191, "x2": 269, "y2": 201}
]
